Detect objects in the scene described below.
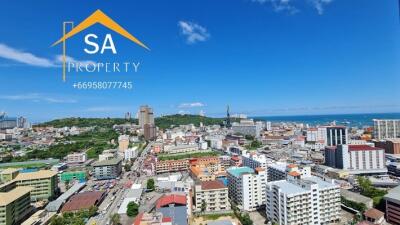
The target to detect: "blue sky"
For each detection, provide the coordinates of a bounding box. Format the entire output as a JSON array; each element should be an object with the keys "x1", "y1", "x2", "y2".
[{"x1": 0, "y1": 0, "x2": 399, "y2": 121}]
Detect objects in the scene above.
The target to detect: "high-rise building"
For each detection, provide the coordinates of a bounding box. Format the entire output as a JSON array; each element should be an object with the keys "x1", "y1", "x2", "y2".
[
  {"x1": 267, "y1": 163, "x2": 311, "y2": 182},
  {"x1": 227, "y1": 167, "x2": 266, "y2": 211},
  {"x1": 226, "y1": 105, "x2": 232, "y2": 128},
  {"x1": 138, "y1": 105, "x2": 155, "y2": 128},
  {"x1": 144, "y1": 123, "x2": 157, "y2": 141},
  {"x1": 373, "y1": 119, "x2": 400, "y2": 140},
  {"x1": 266, "y1": 175, "x2": 341, "y2": 225},
  {"x1": 242, "y1": 152, "x2": 271, "y2": 169},
  {"x1": 0, "y1": 113, "x2": 17, "y2": 130},
  {"x1": 324, "y1": 145, "x2": 386, "y2": 174},
  {"x1": 232, "y1": 119, "x2": 263, "y2": 137},
  {"x1": 325, "y1": 126, "x2": 348, "y2": 146}
]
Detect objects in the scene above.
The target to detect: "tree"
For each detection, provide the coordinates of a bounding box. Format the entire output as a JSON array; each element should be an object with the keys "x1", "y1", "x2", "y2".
[
  {"x1": 241, "y1": 213, "x2": 253, "y2": 225},
  {"x1": 88, "y1": 206, "x2": 98, "y2": 217},
  {"x1": 124, "y1": 163, "x2": 132, "y2": 172},
  {"x1": 201, "y1": 200, "x2": 207, "y2": 214},
  {"x1": 146, "y1": 178, "x2": 155, "y2": 191},
  {"x1": 110, "y1": 213, "x2": 121, "y2": 225},
  {"x1": 127, "y1": 202, "x2": 139, "y2": 217}
]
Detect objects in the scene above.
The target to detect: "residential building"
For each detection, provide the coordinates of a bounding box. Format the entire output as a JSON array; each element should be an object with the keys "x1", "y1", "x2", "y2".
[
  {"x1": 374, "y1": 138, "x2": 400, "y2": 154},
  {"x1": 66, "y1": 152, "x2": 87, "y2": 164},
  {"x1": 242, "y1": 152, "x2": 270, "y2": 169},
  {"x1": 164, "y1": 144, "x2": 199, "y2": 154},
  {"x1": 194, "y1": 180, "x2": 230, "y2": 213},
  {"x1": 267, "y1": 162, "x2": 311, "y2": 182},
  {"x1": 144, "y1": 123, "x2": 157, "y2": 141},
  {"x1": 14, "y1": 170, "x2": 58, "y2": 201},
  {"x1": 138, "y1": 105, "x2": 155, "y2": 128},
  {"x1": 133, "y1": 212, "x2": 173, "y2": 225},
  {"x1": 0, "y1": 187, "x2": 33, "y2": 225},
  {"x1": 265, "y1": 175, "x2": 341, "y2": 225},
  {"x1": 124, "y1": 147, "x2": 138, "y2": 161},
  {"x1": 227, "y1": 167, "x2": 266, "y2": 211},
  {"x1": 373, "y1": 119, "x2": 400, "y2": 140},
  {"x1": 325, "y1": 145, "x2": 386, "y2": 174},
  {"x1": 232, "y1": 119, "x2": 263, "y2": 137},
  {"x1": 156, "y1": 159, "x2": 189, "y2": 174},
  {"x1": 326, "y1": 126, "x2": 348, "y2": 146},
  {"x1": 0, "y1": 113, "x2": 17, "y2": 130},
  {"x1": 99, "y1": 149, "x2": 118, "y2": 161},
  {"x1": 92, "y1": 158, "x2": 122, "y2": 180},
  {"x1": 118, "y1": 135, "x2": 129, "y2": 152},
  {"x1": 384, "y1": 185, "x2": 400, "y2": 225}
]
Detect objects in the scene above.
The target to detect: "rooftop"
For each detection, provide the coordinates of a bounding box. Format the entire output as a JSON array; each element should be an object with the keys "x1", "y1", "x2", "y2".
[
  {"x1": 92, "y1": 158, "x2": 122, "y2": 167},
  {"x1": 0, "y1": 168, "x2": 19, "y2": 174},
  {"x1": 384, "y1": 185, "x2": 400, "y2": 203},
  {"x1": 268, "y1": 180, "x2": 308, "y2": 195},
  {"x1": 227, "y1": 167, "x2": 254, "y2": 177},
  {"x1": 200, "y1": 180, "x2": 226, "y2": 190},
  {"x1": 348, "y1": 145, "x2": 382, "y2": 151},
  {"x1": 61, "y1": 191, "x2": 105, "y2": 212},
  {"x1": 0, "y1": 186, "x2": 33, "y2": 206},
  {"x1": 15, "y1": 170, "x2": 57, "y2": 181},
  {"x1": 363, "y1": 208, "x2": 384, "y2": 219},
  {"x1": 156, "y1": 194, "x2": 186, "y2": 208}
]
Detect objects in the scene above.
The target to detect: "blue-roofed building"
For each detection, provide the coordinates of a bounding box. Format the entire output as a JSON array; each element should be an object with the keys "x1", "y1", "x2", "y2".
[{"x1": 226, "y1": 166, "x2": 267, "y2": 211}]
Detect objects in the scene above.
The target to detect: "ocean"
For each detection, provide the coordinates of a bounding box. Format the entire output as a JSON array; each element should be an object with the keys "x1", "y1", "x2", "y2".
[{"x1": 252, "y1": 113, "x2": 400, "y2": 127}]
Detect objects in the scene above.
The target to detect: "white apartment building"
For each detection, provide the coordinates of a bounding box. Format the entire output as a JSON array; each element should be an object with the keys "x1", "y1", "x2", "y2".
[
  {"x1": 66, "y1": 152, "x2": 87, "y2": 164},
  {"x1": 373, "y1": 119, "x2": 400, "y2": 140},
  {"x1": 266, "y1": 175, "x2": 341, "y2": 225},
  {"x1": 227, "y1": 167, "x2": 266, "y2": 211},
  {"x1": 232, "y1": 119, "x2": 264, "y2": 137},
  {"x1": 324, "y1": 144, "x2": 386, "y2": 174},
  {"x1": 194, "y1": 180, "x2": 230, "y2": 213},
  {"x1": 242, "y1": 152, "x2": 272, "y2": 169},
  {"x1": 306, "y1": 127, "x2": 327, "y2": 144},
  {"x1": 267, "y1": 163, "x2": 311, "y2": 182},
  {"x1": 124, "y1": 147, "x2": 138, "y2": 161}
]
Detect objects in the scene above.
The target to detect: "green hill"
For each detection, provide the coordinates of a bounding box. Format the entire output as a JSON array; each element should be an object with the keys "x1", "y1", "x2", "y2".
[{"x1": 38, "y1": 114, "x2": 234, "y2": 130}]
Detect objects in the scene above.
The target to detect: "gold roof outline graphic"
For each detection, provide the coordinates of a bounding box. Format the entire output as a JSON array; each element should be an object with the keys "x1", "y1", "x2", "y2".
[{"x1": 52, "y1": 9, "x2": 150, "y2": 50}]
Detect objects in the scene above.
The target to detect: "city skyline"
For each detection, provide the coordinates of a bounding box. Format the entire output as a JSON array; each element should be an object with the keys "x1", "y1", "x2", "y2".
[{"x1": 0, "y1": 0, "x2": 399, "y2": 121}]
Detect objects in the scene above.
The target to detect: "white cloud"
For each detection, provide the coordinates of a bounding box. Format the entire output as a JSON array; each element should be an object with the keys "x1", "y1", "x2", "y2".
[
  {"x1": 252, "y1": 0, "x2": 333, "y2": 15},
  {"x1": 0, "y1": 43, "x2": 55, "y2": 67},
  {"x1": 252, "y1": 0, "x2": 299, "y2": 14},
  {"x1": 178, "y1": 102, "x2": 205, "y2": 108},
  {"x1": 178, "y1": 21, "x2": 210, "y2": 44},
  {"x1": 309, "y1": 0, "x2": 333, "y2": 15},
  {"x1": 0, "y1": 93, "x2": 77, "y2": 103},
  {"x1": 0, "y1": 43, "x2": 96, "y2": 68}
]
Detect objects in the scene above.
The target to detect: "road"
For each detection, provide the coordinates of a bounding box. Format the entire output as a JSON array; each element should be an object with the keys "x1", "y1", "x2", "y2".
[{"x1": 87, "y1": 142, "x2": 152, "y2": 225}]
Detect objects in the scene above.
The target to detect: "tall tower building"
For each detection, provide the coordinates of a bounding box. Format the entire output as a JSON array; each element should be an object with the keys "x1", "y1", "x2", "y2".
[
  {"x1": 138, "y1": 105, "x2": 155, "y2": 128},
  {"x1": 226, "y1": 105, "x2": 232, "y2": 128}
]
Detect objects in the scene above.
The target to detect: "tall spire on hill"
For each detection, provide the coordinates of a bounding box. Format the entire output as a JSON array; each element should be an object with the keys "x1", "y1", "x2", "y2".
[{"x1": 226, "y1": 105, "x2": 232, "y2": 128}]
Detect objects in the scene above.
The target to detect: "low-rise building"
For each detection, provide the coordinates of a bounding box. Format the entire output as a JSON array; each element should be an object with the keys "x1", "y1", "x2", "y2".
[
  {"x1": 156, "y1": 159, "x2": 189, "y2": 174},
  {"x1": 92, "y1": 158, "x2": 122, "y2": 180},
  {"x1": 194, "y1": 180, "x2": 230, "y2": 213},
  {"x1": 66, "y1": 152, "x2": 87, "y2": 164},
  {"x1": 60, "y1": 171, "x2": 86, "y2": 183}
]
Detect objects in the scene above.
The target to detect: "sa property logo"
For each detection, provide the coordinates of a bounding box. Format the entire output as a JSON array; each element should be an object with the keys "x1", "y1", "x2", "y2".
[{"x1": 52, "y1": 9, "x2": 149, "y2": 82}]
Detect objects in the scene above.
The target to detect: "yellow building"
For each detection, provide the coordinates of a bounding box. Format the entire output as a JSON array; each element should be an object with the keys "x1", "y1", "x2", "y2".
[
  {"x1": 0, "y1": 168, "x2": 19, "y2": 183},
  {"x1": 0, "y1": 186, "x2": 33, "y2": 225},
  {"x1": 14, "y1": 170, "x2": 58, "y2": 201}
]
